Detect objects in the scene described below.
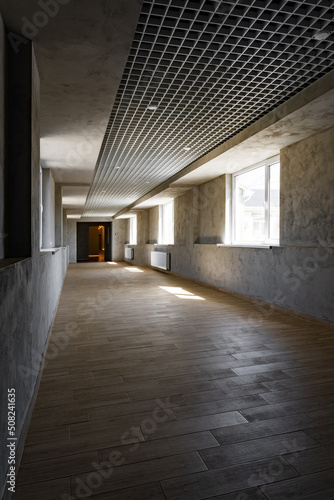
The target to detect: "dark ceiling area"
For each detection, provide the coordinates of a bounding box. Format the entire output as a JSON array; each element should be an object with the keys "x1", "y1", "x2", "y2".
[{"x1": 84, "y1": 0, "x2": 334, "y2": 217}]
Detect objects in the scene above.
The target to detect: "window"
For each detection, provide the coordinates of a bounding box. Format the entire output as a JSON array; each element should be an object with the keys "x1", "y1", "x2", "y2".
[
  {"x1": 233, "y1": 157, "x2": 280, "y2": 245},
  {"x1": 40, "y1": 166, "x2": 43, "y2": 250},
  {"x1": 159, "y1": 200, "x2": 174, "y2": 245},
  {"x1": 129, "y1": 216, "x2": 137, "y2": 245}
]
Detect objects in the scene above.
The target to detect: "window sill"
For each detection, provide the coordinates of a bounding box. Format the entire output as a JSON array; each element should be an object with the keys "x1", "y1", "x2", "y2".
[
  {"x1": 217, "y1": 244, "x2": 278, "y2": 249},
  {"x1": 40, "y1": 247, "x2": 61, "y2": 255},
  {"x1": 154, "y1": 244, "x2": 174, "y2": 247}
]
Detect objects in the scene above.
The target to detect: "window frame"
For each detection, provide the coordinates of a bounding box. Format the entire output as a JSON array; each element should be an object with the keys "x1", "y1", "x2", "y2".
[
  {"x1": 232, "y1": 155, "x2": 280, "y2": 246},
  {"x1": 40, "y1": 166, "x2": 43, "y2": 250},
  {"x1": 129, "y1": 215, "x2": 137, "y2": 245},
  {"x1": 159, "y1": 200, "x2": 174, "y2": 245}
]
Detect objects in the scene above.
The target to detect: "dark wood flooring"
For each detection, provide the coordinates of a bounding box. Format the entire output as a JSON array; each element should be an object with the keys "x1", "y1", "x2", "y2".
[{"x1": 14, "y1": 262, "x2": 334, "y2": 499}]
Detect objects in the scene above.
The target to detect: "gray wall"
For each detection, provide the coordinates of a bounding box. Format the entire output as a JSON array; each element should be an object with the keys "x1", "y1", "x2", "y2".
[
  {"x1": 67, "y1": 219, "x2": 77, "y2": 263},
  {"x1": 124, "y1": 126, "x2": 334, "y2": 324},
  {"x1": 0, "y1": 16, "x2": 4, "y2": 259},
  {"x1": 42, "y1": 168, "x2": 56, "y2": 248},
  {"x1": 194, "y1": 176, "x2": 226, "y2": 244},
  {"x1": 148, "y1": 206, "x2": 159, "y2": 244},
  {"x1": 113, "y1": 219, "x2": 127, "y2": 261},
  {"x1": 280, "y1": 127, "x2": 334, "y2": 246},
  {"x1": 0, "y1": 44, "x2": 68, "y2": 499},
  {"x1": 55, "y1": 184, "x2": 63, "y2": 247}
]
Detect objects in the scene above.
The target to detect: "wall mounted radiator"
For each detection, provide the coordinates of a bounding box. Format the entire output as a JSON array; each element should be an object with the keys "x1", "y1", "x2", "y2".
[
  {"x1": 124, "y1": 247, "x2": 134, "y2": 260},
  {"x1": 151, "y1": 251, "x2": 170, "y2": 271}
]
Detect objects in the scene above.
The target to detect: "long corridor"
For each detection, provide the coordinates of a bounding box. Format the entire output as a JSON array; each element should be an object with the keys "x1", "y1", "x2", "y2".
[{"x1": 15, "y1": 262, "x2": 334, "y2": 500}]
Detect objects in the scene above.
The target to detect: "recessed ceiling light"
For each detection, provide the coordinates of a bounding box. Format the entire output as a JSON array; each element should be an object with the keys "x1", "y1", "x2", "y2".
[
  {"x1": 115, "y1": 166, "x2": 120, "y2": 169},
  {"x1": 184, "y1": 147, "x2": 191, "y2": 151},
  {"x1": 147, "y1": 105, "x2": 158, "y2": 111},
  {"x1": 313, "y1": 31, "x2": 331, "y2": 41}
]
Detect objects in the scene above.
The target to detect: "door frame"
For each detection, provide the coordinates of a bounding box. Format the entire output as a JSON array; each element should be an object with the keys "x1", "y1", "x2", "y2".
[{"x1": 76, "y1": 222, "x2": 112, "y2": 262}]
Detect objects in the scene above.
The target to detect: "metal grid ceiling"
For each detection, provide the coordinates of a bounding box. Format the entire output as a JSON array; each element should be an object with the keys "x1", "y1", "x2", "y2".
[{"x1": 83, "y1": 0, "x2": 334, "y2": 217}]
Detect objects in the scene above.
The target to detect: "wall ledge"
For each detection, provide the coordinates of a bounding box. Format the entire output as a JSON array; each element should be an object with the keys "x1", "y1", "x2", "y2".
[
  {"x1": 40, "y1": 247, "x2": 61, "y2": 255},
  {"x1": 217, "y1": 244, "x2": 274, "y2": 249},
  {"x1": 0, "y1": 258, "x2": 30, "y2": 271}
]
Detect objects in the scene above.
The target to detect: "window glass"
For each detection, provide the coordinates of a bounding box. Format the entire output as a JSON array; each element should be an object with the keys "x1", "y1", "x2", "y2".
[
  {"x1": 234, "y1": 165, "x2": 266, "y2": 243},
  {"x1": 129, "y1": 216, "x2": 137, "y2": 245},
  {"x1": 159, "y1": 201, "x2": 174, "y2": 244},
  {"x1": 269, "y1": 162, "x2": 280, "y2": 241},
  {"x1": 233, "y1": 159, "x2": 280, "y2": 245}
]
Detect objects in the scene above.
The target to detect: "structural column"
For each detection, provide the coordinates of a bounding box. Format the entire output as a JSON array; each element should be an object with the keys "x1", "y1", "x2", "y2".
[
  {"x1": 55, "y1": 183, "x2": 63, "y2": 247},
  {"x1": 42, "y1": 168, "x2": 52, "y2": 248}
]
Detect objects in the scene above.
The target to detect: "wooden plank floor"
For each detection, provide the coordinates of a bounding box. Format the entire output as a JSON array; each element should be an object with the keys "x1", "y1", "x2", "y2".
[{"x1": 15, "y1": 262, "x2": 334, "y2": 500}]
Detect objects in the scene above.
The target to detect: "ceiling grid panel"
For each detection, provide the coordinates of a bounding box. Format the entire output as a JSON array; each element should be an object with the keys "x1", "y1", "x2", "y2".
[{"x1": 83, "y1": 0, "x2": 334, "y2": 217}]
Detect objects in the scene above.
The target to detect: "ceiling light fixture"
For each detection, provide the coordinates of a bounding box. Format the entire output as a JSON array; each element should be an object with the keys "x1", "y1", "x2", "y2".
[
  {"x1": 147, "y1": 105, "x2": 158, "y2": 111},
  {"x1": 313, "y1": 31, "x2": 331, "y2": 41},
  {"x1": 183, "y1": 147, "x2": 191, "y2": 151}
]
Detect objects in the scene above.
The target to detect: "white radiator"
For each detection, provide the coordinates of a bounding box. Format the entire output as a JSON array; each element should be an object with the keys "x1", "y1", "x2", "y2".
[
  {"x1": 124, "y1": 247, "x2": 134, "y2": 260},
  {"x1": 151, "y1": 251, "x2": 170, "y2": 271}
]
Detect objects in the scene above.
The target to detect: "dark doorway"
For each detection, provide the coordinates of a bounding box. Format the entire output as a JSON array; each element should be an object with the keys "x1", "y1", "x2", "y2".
[{"x1": 77, "y1": 222, "x2": 112, "y2": 262}]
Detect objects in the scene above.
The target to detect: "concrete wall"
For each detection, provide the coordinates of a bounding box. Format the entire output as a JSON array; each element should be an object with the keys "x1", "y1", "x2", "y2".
[
  {"x1": 122, "y1": 127, "x2": 334, "y2": 324},
  {"x1": 112, "y1": 219, "x2": 127, "y2": 261},
  {"x1": 280, "y1": 126, "x2": 334, "y2": 246},
  {"x1": 55, "y1": 184, "x2": 63, "y2": 247},
  {"x1": 148, "y1": 206, "x2": 159, "y2": 244},
  {"x1": 42, "y1": 168, "x2": 56, "y2": 249},
  {"x1": 67, "y1": 219, "x2": 77, "y2": 263},
  {"x1": 194, "y1": 176, "x2": 226, "y2": 244},
  {"x1": 0, "y1": 16, "x2": 4, "y2": 259},
  {"x1": 0, "y1": 44, "x2": 68, "y2": 499}
]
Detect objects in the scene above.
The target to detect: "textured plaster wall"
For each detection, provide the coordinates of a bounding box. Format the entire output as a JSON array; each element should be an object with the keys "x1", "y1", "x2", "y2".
[
  {"x1": 112, "y1": 219, "x2": 127, "y2": 261},
  {"x1": 280, "y1": 126, "x2": 334, "y2": 246},
  {"x1": 42, "y1": 169, "x2": 56, "y2": 248},
  {"x1": 148, "y1": 206, "x2": 159, "y2": 244},
  {"x1": 194, "y1": 176, "x2": 225, "y2": 244},
  {"x1": 0, "y1": 48, "x2": 68, "y2": 499},
  {"x1": 0, "y1": 16, "x2": 4, "y2": 259},
  {"x1": 55, "y1": 184, "x2": 63, "y2": 247},
  {"x1": 63, "y1": 211, "x2": 67, "y2": 247},
  {"x1": 174, "y1": 190, "x2": 193, "y2": 246},
  {"x1": 67, "y1": 219, "x2": 77, "y2": 263},
  {"x1": 128, "y1": 128, "x2": 333, "y2": 323},
  {"x1": 137, "y1": 211, "x2": 149, "y2": 245}
]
